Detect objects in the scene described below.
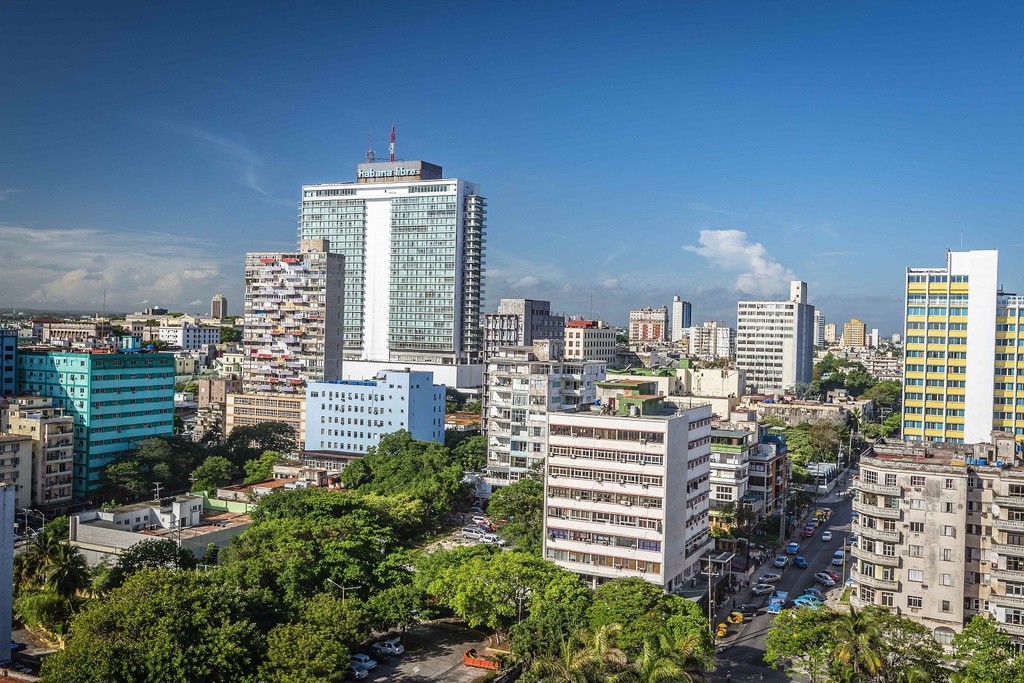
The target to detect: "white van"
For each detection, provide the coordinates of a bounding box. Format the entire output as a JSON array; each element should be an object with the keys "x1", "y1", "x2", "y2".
[
  {"x1": 481, "y1": 533, "x2": 507, "y2": 546},
  {"x1": 461, "y1": 526, "x2": 484, "y2": 540},
  {"x1": 832, "y1": 550, "x2": 846, "y2": 566}
]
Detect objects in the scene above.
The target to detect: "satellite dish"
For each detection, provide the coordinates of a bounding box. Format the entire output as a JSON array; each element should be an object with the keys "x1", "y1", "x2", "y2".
[{"x1": 993, "y1": 503, "x2": 1001, "y2": 518}]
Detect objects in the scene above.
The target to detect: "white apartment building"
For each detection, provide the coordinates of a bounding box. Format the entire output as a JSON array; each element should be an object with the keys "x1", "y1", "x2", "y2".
[
  {"x1": 484, "y1": 341, "x2": 605, "y2": 492},
  {"x1": 688, "y1": 321, "x2": 736, "y2": 361},
  {"x1": 736, "y1": 280, "x2": 815, "y2": 394},
  {"x1": 629, "y1": 307, "x2": 670, "y2": 342},
  {"x1": 298, "y1": 160, "x2": 485, "y2": 390},
  {"x1": 851, "y1": 435, "x2": 1024, "y2": 646},
  {"x1": 158, "y1": 323, "x2": 221, "y2": 350},
  {"x1": 242, "y1": 240, "x2": 344, "y2": 395},
  {"x1": 564, "y1": 320, "x2": 617, "y2": 364},
  {"x1": 484, "y1": 299, "x2": 564, "y2": 358},
  {"x1": 0, "y1": 434, "x2": 31, "y2": 508},
  {"x1": 1, "y1": 395, "x2": 74, "y2": 508},
  {"x1": 543, "y1": 397, "x2": 714, "y2": 592},
  {"x1": 814, "y1": 310, "x2": 826, "y2": 347},
  {"x1": 671, "y1": 296, "x2": 692, "y2": 343}
]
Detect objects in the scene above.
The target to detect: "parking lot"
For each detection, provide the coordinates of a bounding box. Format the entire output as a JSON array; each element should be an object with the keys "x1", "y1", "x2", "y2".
[{"x1": 369, "y1": 622, "x2": 493, "y2": 683}]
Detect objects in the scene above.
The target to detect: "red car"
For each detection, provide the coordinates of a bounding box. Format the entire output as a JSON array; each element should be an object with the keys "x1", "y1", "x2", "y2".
[{"x1": 822, "y1": 568, "x2": 840, "y2": 582}]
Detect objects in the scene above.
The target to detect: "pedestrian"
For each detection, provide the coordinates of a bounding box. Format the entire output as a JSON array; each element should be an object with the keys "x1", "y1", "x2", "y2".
[
  {"x1": 726, "y1": 668, "x2": 733, "y2": 683},
  {"x1": 732, "y1": 597, "x2": 737, "y2": 609}
]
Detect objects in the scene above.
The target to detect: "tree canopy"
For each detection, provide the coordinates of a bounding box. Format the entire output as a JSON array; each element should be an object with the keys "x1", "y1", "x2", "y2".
[{"x1": 487, "y1": 478, "x2": 544, "y2": 553}]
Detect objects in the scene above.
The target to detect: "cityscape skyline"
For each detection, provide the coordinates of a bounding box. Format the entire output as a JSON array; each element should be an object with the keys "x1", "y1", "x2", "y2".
[{"x1": 4, "y1": 2, "x2": 1024, "y2": 333}]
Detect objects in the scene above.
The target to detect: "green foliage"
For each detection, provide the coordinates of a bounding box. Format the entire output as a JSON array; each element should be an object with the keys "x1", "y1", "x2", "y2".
[
  {"x1": 511, "y1": 570, "x2": 593, "y2": 662},
  {"x1": 14, "y1": 590, "x2": 75, "y2": 634},
  {"x1": 103, "y1": 539, "x2": 198, "y2": 591},
  {"x1": 764, "y1": 606, "x2": 839, "y2": 681},
  {"x1": 225, "y1": 421, "x2": 297, "y2": 468},
  {"x1": 953, "y1": 616, "x2": 1024, "y2": 683},
  {"x1": 452, "y1": 434, "x2": 487, "y2": 471},
  {"x1": 340, "y1": 430, "x2": 466, "y2": 524},
  {"x1": 587, "y1": 578, "x2": 712, "y2": 659},
  {"x1": 44, "y1": 515, "x2": 70, "y2": 541},
  {"x1": 41, "y1": 569, "x2": 272, "y2": 683},
  {"x1": 487, "y1": 478, "x2": 543, "y2": 552},
  {"x1": 104, "y1": 437, "x2": 209, "y2": 502},
  {"x1": 44, "y1": 544, "x2": 90, "y2": 601},
  {"x1": 368, "y1": 583, "x2": 425, "y2": 634},
  {"x1": 860, "y1": 380, "x2": 903, "y2": 413},
  {"x1": 219, "y1": 325, "x2": 241, "y2": 343},
  {"x1": 243, "y1": 450, "x2": 282, "y2": 484},
  {"x1": 446, "y1": 387, "x2": 469, "y2": 413},
  {"x1": 191, "y1": 455, "x2": 240, "y2": 494}
]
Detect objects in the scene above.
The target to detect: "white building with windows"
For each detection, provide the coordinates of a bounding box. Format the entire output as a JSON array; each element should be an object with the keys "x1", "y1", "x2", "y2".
[
  {"x1": 688, "y1": 321, "x2": 735, "y2": 361},
  {"x1": 564, "y1": 320, "x2": 617, "y2": 364},
  {"x1": 483, "y1": 340, "x2": 604, "y2": 493},
  {"x1": 158, "y1": 323, "x2": 221, "y2": 350},
  {"x1": 736, "y1": 281, "x2": 815, "y2": 394},
  {"x1": 304, "y1": 371, "x2": 445, "y2": 455},
  {"x1": 671, "y1": 296, "x2": 692, "y2": 343},
  {"x1": 543, "y1": 396, "x2": 714, "y2": 592},
  {"x1": 298, "y1": 160, "x2": 485, "y2": 390}
]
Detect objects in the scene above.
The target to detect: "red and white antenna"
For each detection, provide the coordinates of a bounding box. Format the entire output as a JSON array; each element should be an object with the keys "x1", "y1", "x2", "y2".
[
  {"x1": 389, "y1": 125, "x2": 395, "y2": 162},
  {"x1": 366, "y1": 130, "x2": 375, "y2": 163}
]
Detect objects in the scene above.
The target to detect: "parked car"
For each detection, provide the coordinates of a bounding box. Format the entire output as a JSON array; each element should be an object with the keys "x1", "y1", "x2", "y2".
[
  {"x1": 832, "y1": 550, "x2": 846, "y2": 566},
  {"x1": 350, "y1": 654, "x2": 378, "y2": 671},
  {"x1": 345, "y1": 664, "x2": 369, "y2": 681},
  {"x1": 373, "y1": 638, "x2": 405, "y2": 656},
  {"x1": 803, "y1": 588, "x2": 826, "y2": 601},
  {"x1": 461, "y1": 526, "x2": 484, "y2": 541},
  {"x1": 752, "y1": 583, "x2": 775, "y2": 596},
  {"x1": 738, "y1": 603, "x2": 760, "y2": 617},
  {"x1": 847, "y1": 535, "x2": 858, "y2": 547},
  {"x1": 774, "y1": 555, "x2": 789, "y2": 568},
  {"x1": 814, "y1": 572, "x2": 837, "y2": 587},
  {"x1": 793, "y1": 596, "x2": 822, "y2": 609},
  {"x1": 786, "y1": 542, "x2": 800, "y2": 554},
  {"x1": 480, "y1": 533, "x2": 507, "y2": 546},
  {"x1": 821, "y1": 530, "x2": 833, "y2": 542},
  {"x1": 801, "y1": 526, "x2": 816, "y2": 538},
  {"x1": 471, "y1": 515, "x2": 490, "y2": 526},
  {"x1": 758, "y1": 573, "x2": 783, "y2": 583},
  {"x1": 823, "y1": 568, "x2": 841, "y2": 582},
  {"x1": 767, "y1": 591, "x2": 789, "y2": 614},
  {"x1": 792, "y1": 556, "x2": 808, "y2": 569}
]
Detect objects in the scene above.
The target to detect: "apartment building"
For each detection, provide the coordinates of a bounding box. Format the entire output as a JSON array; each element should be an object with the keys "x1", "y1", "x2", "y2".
[
  {"x1": 484, "y1": 299, "x2": 564, "y2": 358},
  {"x1": 709, "y1": 426, "x2": 756, "y2": 527},
  {"x1": 1, "y1": 395, "x2": 74, "y2": 508},
  {"x1": 484, "y1": 341, "x2": 605, "y2": 491},
  {"x1": 211, "y1": 294, "x2": 228, "y2": 319},
  {"x1": 304, "y1": 371, "x2": 445, "y2": 455},
  {"x1": 31, "y1": 318, "x2": 113, "y2": 343},
  {"x1": 298, "y1": 160, "x2": 485, "y2": 390},
  {"x1": 900, "y1": 250, "x2": 1024, "y2": 445},
  {"x1": 543, "y1": 395, "x2": 714, "y2": 592},
  {"x1": 629, "y1": 307, "x2": 670, "y2": 343},
  {"x1": 843, "y1": 318, "x2": 867, "y2": 348},
  {"x1": 850, "y1": 435, "x2": 1024, "y2": 646},
  {"x1": 814, "y1": 310, "x2": 826, "y2": 347},
  {"x1": 671, "y1": 296, "x2": 692, "y2": 343},
  {"x1": 224, "y1": 393, "x2": 305, "y2": 442},
  {"x1": 736, "y1": 281, "x2": 815, "y2": 394},
  {"x1": 242, "y1": 240, "x2": 344, "y2": 395},
  {"x1": 16, "y1": 346, "x2": 175, "y2": 497},
  {"x1": 0, "y1": 434, "x2": 31, "y2": 508},
  {"x1": 825, "y1": 323, "x2": 838, "y2": 344},
  {"x1": 564, "y1": 320, "x2": 617, "y2": 364},
  {"x1": 1, "y1": 328, "x2": 16, "y2": 397},
  {"x1": 688, "y1": 321, "x2": 736, "y2": 361},
  {"x1": 158, "y1": 323, "x2": 221, "y2": 350}
]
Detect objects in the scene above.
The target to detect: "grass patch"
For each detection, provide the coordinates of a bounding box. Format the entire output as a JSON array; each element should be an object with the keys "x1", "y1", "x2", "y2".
[{"x1": 839, "y1": 587, "x2": 852, "y2": 605}]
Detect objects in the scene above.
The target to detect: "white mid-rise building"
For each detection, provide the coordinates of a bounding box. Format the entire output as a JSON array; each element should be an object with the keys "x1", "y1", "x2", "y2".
[
  {"x1": 629, "y1": 306, "x2": 670, "y2": 343},
  {"x1": 484, "y1": 299, "x2": 564, "y2": 358},
  {"x1": 304, "y1": 371, "x2": 445, "y2": 456},
  {"x1": 298, "y1": 160, "x2": 485, "y2": 390},
  {"x1": 688, "y1": 321, "x2": 736, "y2": 361},
  {"x1": 564, "y1": 320, "x2": 617, "y2": 364},
  {"x1": 543, "y1": 396, "x2": 713, "y2": 592},
  {"x1": 814, "y1": 310, "x2": 826, "y2": 347},
  {"x1": 484, "y1": 341, "x2": 605, "y2": 492},
  {"x1": 736, "y1": 280, "x2": 815, "y2": 394},
  {"x1": 158, "y1": 323, "x2": 221, "y2": 350},
  {"x1": 671, "y1": 296, "x2": 692, "y2": 343}
]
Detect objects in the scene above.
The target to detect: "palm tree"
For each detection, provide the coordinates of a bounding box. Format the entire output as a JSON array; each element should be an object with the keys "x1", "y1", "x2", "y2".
[
  {"x1": 581, "y1": 623, "x2": 628, "y2": 670},
  {"x1": 44, "y1": 543, "x2": 90, "y2": 601},
  {"x1": 526, "y1": 638, "x2": 604, "y2": 683},
  {"x1": 612, "y1": 631, "x2": 708, "y2": 683},
  {"x1": 847, "y1": 407, "x2": 864, "y2": 435},
  {"x1": 832, "y1": 607, "x2": 883, "y2": 677},
  {"x1": 898, "y1": 667, "x2": 932, "y2": 683},
  {"x1": 835, "y1": 666, "x2": 865, "y2": 683}
]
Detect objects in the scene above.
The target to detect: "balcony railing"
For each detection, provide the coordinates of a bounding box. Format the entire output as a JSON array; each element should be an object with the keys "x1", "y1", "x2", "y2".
[
  {"x1": 997, "y1": 622, "x2": 1024, "y2": 636},
  {"x1": 991, "y1": 567, "x2": 1024, "y2": 582},
  {"x1": 858, "y1": 526, "x2": 901, "y2": 543},
  {"x1": 853, "y1": 500, "x2": 902, "y2": 520},
  {"x1": 852, "y1": 569, "x2": 899, "y2": 591},
  {"x1": 856, "y1": 481, "x2": 902, "y2": 496},
  {"x1": 995, "y1": 495, "x2": 1024, "y2": 508},
  {"x1": 990, "y1": 593, "x2": 1024, "y2": 609},
  {"x1": 993, "y1": 518, "x2": 1024, "y2": 533},
  {"x1": 852, "y1": 546, "x2": 901, "y2": 567}
]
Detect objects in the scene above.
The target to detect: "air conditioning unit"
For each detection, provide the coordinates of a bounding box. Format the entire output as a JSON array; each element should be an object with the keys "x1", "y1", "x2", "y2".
[
  {"x1": 614, "y1": 563, "x2": 623, "y2": 569},
  {"x1": 570, "y1": 453, "x2": 577, "y2": 459},
  {"x1": 618, "y1": 477, "x2": 626, "y2": 484},
  {"x1": 638, "y1": 567, "x2": 647, "y2": 573},
  {"x1": 569, "y1": 554, "x2": 578, "y2": 561},
  {"x1": 601, "y1": 540, "x2": 609, "y2": 546},
  {"x1": 622, "y1": 500, "x2": 632, "y2": 507},
  {"x1": 574, "y1": 495, "x2": 583, "y2": 501}
]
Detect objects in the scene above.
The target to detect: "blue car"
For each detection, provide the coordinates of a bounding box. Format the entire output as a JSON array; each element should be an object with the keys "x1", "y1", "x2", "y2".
[
  {"x1": 803, "y1": 588, "x2": 826, "y2": 601},
  {"x1": 793, "y1": 596, "x2": 821, "y2": 609},
  {"x1": 792, "y1": 556, "x2": 808, "y2": 568},
  {"x1": 786, "y1": 542, "x2": 800, "y2": 554}
]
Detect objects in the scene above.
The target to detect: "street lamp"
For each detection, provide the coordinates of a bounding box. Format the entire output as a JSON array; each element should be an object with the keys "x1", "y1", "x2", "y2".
[
  {"x1": 325, "y1": 577, "x2": 362, "y2": 606},
  {"x1": 21, "y1": 508, "x2": 45, "y2": 537},
  {"x1": 702, "y1": 560, "x2": 721, "y2": 636}
]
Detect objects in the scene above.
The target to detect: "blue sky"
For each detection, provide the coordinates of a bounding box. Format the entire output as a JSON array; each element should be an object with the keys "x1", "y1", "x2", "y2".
[{"x1": 2, "y1": 1, "x2": 1023, "y2": 334}]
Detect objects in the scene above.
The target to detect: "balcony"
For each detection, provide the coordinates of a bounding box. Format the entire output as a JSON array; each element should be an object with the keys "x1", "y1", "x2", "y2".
[
  {"x1": 852, "y1": 546, "x2": 901, "y2": 567},
  {"x1": 857, "y1": 481, "x2": 902, "y2": 497},
  {"x1": 859, "y1": 526, "x2": 902, "y2": 543},
  {"x1": 995, "y1": 495, "x2": 1024, "y2": 508},
  {"x1": 997, "y1": 622, "x2": 1024, "y2": 637},
  {"x1": 853, "y1": 500, "x2": 902, "y2": 520},
  {"x1": 990, "y1": 593, "x2": 1024, "y2": 609},
  {"x1": 993, "y1": 518, "x2": 1024, "y2": 533},
  {"x1": 852, "y1": 569, "x2": 899, "y2": 592},
  {"x1": 992, "y1": 567, "x2": 1024, "y2": 582}
]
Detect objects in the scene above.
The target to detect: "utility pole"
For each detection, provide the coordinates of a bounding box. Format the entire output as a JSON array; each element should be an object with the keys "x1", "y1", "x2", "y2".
[{"x1": 325, "y1": 578, "x2": 361, "y2": 606}]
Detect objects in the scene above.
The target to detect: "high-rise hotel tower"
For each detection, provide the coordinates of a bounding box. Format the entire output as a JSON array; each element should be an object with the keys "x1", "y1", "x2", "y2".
[
  {"x1": 298, "y1": 160, "x2": 486, "y2": 389},
  {"x1": 901, "y1": 249, "x2": 1024, "y2": 445}
]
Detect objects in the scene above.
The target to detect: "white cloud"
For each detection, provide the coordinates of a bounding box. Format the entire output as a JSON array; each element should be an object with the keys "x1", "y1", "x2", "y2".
[
  {"x1": 683, "y1": 229, "x2": 796, "y2": 296},
  {"x1": 0, "y1": 224, "x2": 242, "y2": 313},
  {"x1": 510, "y1": 275, "x2": 539, "y2": 289},
  {"x1": 602, "y1": 278, "x2": 619, "y2": 289}
]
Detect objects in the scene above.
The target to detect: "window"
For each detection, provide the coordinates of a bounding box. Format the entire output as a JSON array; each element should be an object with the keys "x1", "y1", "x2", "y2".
[
  {"x1": 911, "y1": 475, "x2": 926, "y2": 487},
  {"x1": 941, "y1": 525, "x2": 956, "y2": 537},
  {"x1": 942, "y1": 573, "x2": 953, "y2": 586},
  {"x1": 908, "y1": 569, "x2": 924, "y2": 582},
  {"x1": 911, "y1": 499, "x2": 925, "y2": 510},
  {"x1": 945, "y1": 478, "x2": 955, "y2": 490},
  {"x1": 881, "y1": 592, "x2": 894, "y2": 607},
  {"x1": 943, "y1": 502, "x2": 955, "y2": 513},
  {"x1": 934, "y1": 627, "x2": 956, "y2": 645},
  {"x1": 909, "y1": 545, "x2": 924, "y2": 557},
  {"x1": 910, "y1": 522, "x2": 925, "y2": 533},
  {"x1": 908, "y1": 596, "x2": 923, "y2": 608},
  {"x1": 943, "y1": 548, "x2": 955, "y2": 561}
]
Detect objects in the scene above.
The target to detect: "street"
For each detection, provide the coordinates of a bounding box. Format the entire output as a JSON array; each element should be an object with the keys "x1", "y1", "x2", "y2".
[{"x1": 708, "y1": 489, "x2": 855, "y2": 682}]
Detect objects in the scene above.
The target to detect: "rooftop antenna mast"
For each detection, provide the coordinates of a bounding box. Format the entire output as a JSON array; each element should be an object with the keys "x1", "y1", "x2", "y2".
[
  {"x1": 366, "y1": 130, "x2": 375, "y2": 163},
  {"x1": 389, "y1": 124, "x2": 395, "y2": 162}
]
